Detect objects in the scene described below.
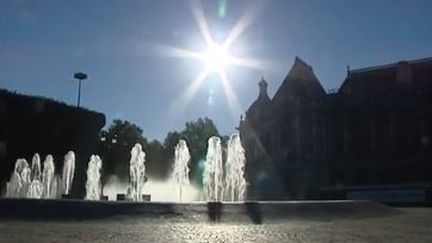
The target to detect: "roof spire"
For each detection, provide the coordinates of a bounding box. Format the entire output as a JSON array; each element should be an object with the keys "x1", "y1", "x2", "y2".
[{"x1": 259, "y1": 76, "x2": 268, "y2": 97}]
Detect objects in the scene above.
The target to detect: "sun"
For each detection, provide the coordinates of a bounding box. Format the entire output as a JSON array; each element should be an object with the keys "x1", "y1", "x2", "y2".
[
  {"x1": 201, "y1": 43, "x2": 232, "y2": 71},
  {"x1": 162, "y1": 0, "x2": 269, "y2": 117}
]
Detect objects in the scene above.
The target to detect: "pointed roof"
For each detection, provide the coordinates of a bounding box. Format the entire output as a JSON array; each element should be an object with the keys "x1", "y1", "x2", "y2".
[
  {"x1": 272, "y1": 57, "x2": 326, "y2": 105},
  {"x1": 246, "y1": 77, "x2": 271, "y2": 122}
]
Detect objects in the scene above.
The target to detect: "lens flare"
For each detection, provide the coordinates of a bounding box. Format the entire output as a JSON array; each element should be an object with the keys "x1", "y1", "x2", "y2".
[{"x1": 218, "y1": 0, "x2": 227, "y2": 18}]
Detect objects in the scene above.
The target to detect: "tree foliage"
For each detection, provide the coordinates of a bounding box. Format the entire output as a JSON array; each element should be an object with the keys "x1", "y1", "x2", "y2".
[
  {"x1": 163, "y1": 131, "x2": 182, "y2": 159},
  {"x1": 161, "y1": 118, "x2": 220, "y2": 184},
  {"x1": 146, "y1": 140, "x2": 168, "y2": 179},
  {"x1": 180, "y1": 117, "x2": 220, "y2": 179},
  {"x1": 98, "y1": 119, "x2": 148, "y2": 181},
  {"x1": 98, "y1": 117, "x2": 222, "y2": 184}
]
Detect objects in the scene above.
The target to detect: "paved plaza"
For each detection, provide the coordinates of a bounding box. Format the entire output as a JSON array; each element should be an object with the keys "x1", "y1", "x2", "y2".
[{"x1": 0, "y1": 206, "x2": 431, "y2": 243}]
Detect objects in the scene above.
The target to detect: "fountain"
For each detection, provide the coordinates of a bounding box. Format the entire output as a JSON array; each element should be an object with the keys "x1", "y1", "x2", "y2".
[
  {"x1": 172, "y1": 139, "x2": 191, "y2": 201},
  {"x1": 51, "y1": 175, "x2": 62, "y2": 199},
  {"x1": 27, "y1": 179, "x2": 43, "y2": 198},
  {"x1": 85, "y1": 155, "x2": 102, "y2": 200},
  {"x1": 27, "y1": 154, "x2": 43, "y2": 198},
  {"x1": 62, "y1": 151, "x2": 75, "y2": 196},
  {"x1": 126, "y1": 143, "x2": 146, "y2": 201},
  {"x1": 30, "y1": 154, "x2": 42, "y2": 182},
  {"x1": 5, "y1": 171, "x2": 21, "y2": 198},
  {"x1": 202, "y1": 136, "x2": 224, "y2": 201},
  {"x1": 5, "y1": 152, "x2": 77, "y2": 199},
  {"x1": 42, "y1": 155, "x2": 55, "y2": 198},
  {"x1": 3, "y1": 134, "x2": 248, "y2": 202},
  {"x1": 6, "y1": 158, "x2": 31, "y2": 198},
  {"x1": 224, "y1": 133, "x2": 247, "y2": 201}
]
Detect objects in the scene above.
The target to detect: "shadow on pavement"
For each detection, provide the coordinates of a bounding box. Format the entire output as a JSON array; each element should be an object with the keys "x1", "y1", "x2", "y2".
[
  {"x1": 245, "y1": 202, "x2": 262, "y2": 224},
  {"x1": 207, "y1": 202, "x2": 223, "y2": 223}
]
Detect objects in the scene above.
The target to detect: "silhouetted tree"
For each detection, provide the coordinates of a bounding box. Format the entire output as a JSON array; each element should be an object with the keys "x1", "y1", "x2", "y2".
[
  {"x1": 163, "y1": 131, "x2": 182, "y2": 154},
  {"x1": 98, "y1": 119, "x2": 148, "y2": 181},
  {"x1": 181, "y1": 117, "x2": 220, "y2": 183},
  {"x1": 99, "y1": 117, "x2": 223, "y2": 185},
  {"x1": 145, "y1": 140, "x2": 168, "y2": 179}
]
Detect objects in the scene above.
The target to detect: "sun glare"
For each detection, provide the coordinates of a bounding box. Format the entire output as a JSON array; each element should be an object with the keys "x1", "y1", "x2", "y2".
[
  {"x1": 165, "y1": 0, "x2": 269, "y2": 118},
  {"x1": 201, "y1": 43, "x2": 232, "y2": 71}
]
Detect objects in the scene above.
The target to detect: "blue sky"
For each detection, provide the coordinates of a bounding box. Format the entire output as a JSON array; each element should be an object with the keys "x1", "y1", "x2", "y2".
[{"x1": 1, "y1": 0, "x2": 431, "y2": 140}]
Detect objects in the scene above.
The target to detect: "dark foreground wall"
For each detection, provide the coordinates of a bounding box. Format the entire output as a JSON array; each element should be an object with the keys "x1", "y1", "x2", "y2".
[
  {"x1": 0, "y1": 199, "x2": 396, "y2": 222},
  {"x1": 0, "y1": 89, "x2": 105, "y2": 198}
]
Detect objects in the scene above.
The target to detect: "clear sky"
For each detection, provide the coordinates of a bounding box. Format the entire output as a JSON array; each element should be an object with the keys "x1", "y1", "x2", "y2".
[{"x1": 1, "y1": 0, "x2": 431, "y2": 140}]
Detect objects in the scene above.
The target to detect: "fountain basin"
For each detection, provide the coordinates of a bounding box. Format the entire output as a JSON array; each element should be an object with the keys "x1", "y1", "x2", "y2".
[{"x1": 0, "y1": 198, "x2": 397, "y2": 222}]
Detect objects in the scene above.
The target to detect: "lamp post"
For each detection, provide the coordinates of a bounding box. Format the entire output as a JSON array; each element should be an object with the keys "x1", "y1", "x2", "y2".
[{"x1": 73, "y1": 72, "x2": 88, "y2": 108}]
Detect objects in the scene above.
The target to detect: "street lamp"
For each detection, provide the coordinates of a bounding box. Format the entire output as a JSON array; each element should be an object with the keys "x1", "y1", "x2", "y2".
[{"x1": 73, "y1": 72, "x2": 88, "y2": 108}]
